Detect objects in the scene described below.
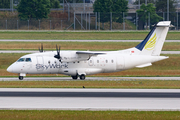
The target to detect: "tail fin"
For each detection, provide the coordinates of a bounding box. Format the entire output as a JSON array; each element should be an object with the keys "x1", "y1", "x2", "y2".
[{"x1": 135, "y1": 21, "x2": 171, "y2": 56}]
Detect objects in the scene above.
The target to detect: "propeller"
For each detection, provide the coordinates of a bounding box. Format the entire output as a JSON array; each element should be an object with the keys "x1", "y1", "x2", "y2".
[
  {"x1": 39, "y1": 43, "x2": 43, "y2": 52},
  {"x1": 54, "y1": 45, "x2": 61, "y2": 62}
]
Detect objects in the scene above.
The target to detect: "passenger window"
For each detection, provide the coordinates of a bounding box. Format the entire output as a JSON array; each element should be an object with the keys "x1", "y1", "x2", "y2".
[
  {"x1": 26, "y1": 58, "x2": 32, "y2": 62},
  {"x1": 97, "y1": 60, "x2": 99, "y2": 63},
  {"x1": 111, "y1": 60, "x2": 114, "y2": 63},
  {"x1": 17, "y1": 58, "x2": 25, "y2": 62},
  {"x1": 106, "y1": 60, "x2": 108, "y2": 63}
]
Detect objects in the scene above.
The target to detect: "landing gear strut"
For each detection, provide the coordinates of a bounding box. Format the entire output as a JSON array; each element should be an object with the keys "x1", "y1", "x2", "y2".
[
  {"x1": 19, "y1": 76, "x2": 23, "y2": 80},
  {"x1": 71, "y1": 75, "x2": 78, "y2": 80}
]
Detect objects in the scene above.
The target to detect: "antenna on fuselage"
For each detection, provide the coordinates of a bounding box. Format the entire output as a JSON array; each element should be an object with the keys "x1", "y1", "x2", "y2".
[
  {"x1": 39, "y1": 43, "x2": 43, "y2": 52},
  {"x1": 54, "y1": 45, "x2": 62, "y2": 62}
]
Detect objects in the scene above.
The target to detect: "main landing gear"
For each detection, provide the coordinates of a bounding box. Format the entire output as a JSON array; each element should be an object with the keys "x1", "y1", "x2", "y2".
[
  {"x1": 19, "y1": 76, "x2": 24, "y2": 80},
  {"x1": 71, "y1": 75, "x2": 78, "y2": 80},
  {"x1": 79, "y1": 74, "x2": 85, "y2": 80},
  {"x1": 71, "y1": 74, "x2": 86, "y2": 80}
]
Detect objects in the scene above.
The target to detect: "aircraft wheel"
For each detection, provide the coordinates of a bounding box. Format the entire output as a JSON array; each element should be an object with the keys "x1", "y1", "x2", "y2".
[
  {"x1": 19, "y1": 76, "x2": 23, "y2": 80},
  {"x1": 71, "y1": 75, "x2": 78, "y2": 80},
  {"x1": 80, "y1": 74, "x2": 85, "y2": 80}
]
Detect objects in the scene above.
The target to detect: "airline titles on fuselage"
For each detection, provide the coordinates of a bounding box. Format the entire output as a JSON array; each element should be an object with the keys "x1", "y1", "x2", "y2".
[{"x1": 36, "y1": 63, "x2": 68, "y2": 70}]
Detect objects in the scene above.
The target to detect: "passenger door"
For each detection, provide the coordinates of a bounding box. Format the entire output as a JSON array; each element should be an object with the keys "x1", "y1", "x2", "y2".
[{"x1": 36, "y1": 56, "x2": 44, "y2": 71}]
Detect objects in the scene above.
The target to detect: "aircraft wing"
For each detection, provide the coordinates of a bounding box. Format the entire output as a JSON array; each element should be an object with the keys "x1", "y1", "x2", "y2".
[
  {"x1": 76, "y1": 51, "x2": 106, "y2": 61},
  {"x1": 76, "y1": 51, "x2": 106, "y2": 55},
  {"x1": 60, "y1": 51, "x2": 107, "y2": 62}
]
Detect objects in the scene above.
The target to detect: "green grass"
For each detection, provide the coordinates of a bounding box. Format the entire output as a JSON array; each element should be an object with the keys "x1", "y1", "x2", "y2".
[
  {"x1": 0, "y1": 110, "x2": 180, "y2": 120},
  {"x1": 0, "y1": 31, "x2": 180, "y2": 40},
  {"x1": 0, "y1": 41, "x2": 180, "y2": 51},
  {"x1": 0, "y1": 80, "x2": 180, "y2": 89}
]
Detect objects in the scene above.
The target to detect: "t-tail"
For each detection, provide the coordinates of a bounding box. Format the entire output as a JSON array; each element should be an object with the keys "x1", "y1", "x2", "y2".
[{"x1": 135, "y1": 21, "x2": 171, "y2": 56}]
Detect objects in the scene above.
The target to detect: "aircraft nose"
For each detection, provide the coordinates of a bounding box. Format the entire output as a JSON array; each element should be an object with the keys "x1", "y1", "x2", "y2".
[{"x1": 7, "y1": 65, "x2": 13, "y2": 73}]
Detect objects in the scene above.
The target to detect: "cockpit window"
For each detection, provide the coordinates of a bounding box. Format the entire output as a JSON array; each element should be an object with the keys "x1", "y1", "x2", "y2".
[
  {"x1": 26, "y1": 58, "x2": 32, "y2": 62},
  {"x1": 17, "y1": 58, "x2": 32, "y2": 62},
  {"x1": 17, "y1": 58, "x2": 25, "y2": 62}
]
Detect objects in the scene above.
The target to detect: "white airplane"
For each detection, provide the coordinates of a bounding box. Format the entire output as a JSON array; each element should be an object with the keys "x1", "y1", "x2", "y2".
[{"x1": 7, "y1": 21, "x2": 170, "y2": 80}]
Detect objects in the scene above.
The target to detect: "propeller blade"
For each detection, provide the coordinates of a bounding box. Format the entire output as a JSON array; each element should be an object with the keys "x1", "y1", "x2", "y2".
[
  {"x1": 56, "y1": 45, "x2": 58, "y2": 52},
  {"x1": 59, "y1": 46, "x2": 60, "y2": 56},
  {"x1": 41, "y1": 43, "x2": 43, "y2": 52},
  {"x1": 54, "y1": 45, "x2": 61, "y2": 61},
  {"x1": 39, "y1": 43, "x2": 43, "y2": 52}
]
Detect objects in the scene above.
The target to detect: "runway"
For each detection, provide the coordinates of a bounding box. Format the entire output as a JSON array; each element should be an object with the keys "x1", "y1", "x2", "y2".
[
  {"x1": 0, "y1": 88, "x2": 180, "y2": 111},
  {"x1": 1, "y1": 77, "x2": 180, "y2": 81},
  {"x1": 0, "y1": 50, "x2": 180, "y2": 54}
]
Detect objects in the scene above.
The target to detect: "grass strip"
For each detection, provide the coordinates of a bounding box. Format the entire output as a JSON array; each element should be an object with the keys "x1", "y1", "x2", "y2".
[
  {"x1": 0, "y1": 80, "x2": 180, "y2": 89},
  {"x1": 0, "y1": 42, "x2": 180, "y2": 51},
  {"x1": 0, "y1": 110, "x2": 180, "y2": 120},
  {"x1": 0, "y1": 31, "x2": 180, "y2": 40}
]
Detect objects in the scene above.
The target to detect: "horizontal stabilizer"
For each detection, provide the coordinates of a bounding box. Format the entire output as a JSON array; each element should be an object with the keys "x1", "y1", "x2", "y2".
[
  {"x1": 136, "y1": 63, "x2": 152, "y2": 68},
  {"x1": 156, "y1": 21, "x2": 171, "y2": 27}
]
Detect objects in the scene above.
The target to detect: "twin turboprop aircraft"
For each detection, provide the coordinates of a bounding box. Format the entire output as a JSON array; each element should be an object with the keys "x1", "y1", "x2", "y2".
[{"x1": 7, "y1": 21, "x2": 171, "y2": 80}]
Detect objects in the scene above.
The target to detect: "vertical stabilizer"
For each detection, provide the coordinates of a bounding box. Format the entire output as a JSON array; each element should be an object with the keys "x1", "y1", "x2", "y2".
[{"x1": 135, "y1": 21, "x2": 171, "y2": 56}]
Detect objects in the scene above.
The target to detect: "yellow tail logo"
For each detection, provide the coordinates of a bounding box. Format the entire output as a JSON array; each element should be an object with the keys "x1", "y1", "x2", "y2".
[{"x1": 144, "y1": 33, "x2": 157, "y2": 50}]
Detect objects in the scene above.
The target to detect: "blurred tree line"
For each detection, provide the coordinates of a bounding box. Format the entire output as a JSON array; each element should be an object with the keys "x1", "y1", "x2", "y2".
[
  {"x1": 0, "y1": 0, "x2": 10, "y2": 8},
  {"x1": 17, "y1": 0, "x2": 61, "y2": 20},
  {"x1": 134, "y1": 0, "x2": 177, "y2": 29},
  {"x1": 0, "y1": 0, "x2": 178, "y2": 30},
  {"x1": 93, "y1": 0, "x2": 128, "y2": 29},
  {"x1": 134, "y1": 0, "x2": 177, "y2": 12}
]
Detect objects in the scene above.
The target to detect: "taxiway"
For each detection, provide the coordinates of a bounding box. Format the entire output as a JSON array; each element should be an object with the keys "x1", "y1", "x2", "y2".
[
  {"x1": 0, "y1": 88, "x2": 180, "y2": 111},
  {"x1": 1, "y1": 77, "x2": 180, "y2": 81}
]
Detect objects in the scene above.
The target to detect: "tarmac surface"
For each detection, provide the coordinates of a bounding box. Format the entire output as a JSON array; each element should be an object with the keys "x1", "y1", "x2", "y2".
[
  {"x1": 0, "y1": 88, "x2": 180, "y2": 111},
  {"x1": 1, "y1": 77, "x2": 180, "y2": 81}
]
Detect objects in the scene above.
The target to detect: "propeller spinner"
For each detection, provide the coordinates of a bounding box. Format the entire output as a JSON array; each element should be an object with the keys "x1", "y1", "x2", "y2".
[{"x1": 54, "y1": 45, "x2": 61, "y2": 62}]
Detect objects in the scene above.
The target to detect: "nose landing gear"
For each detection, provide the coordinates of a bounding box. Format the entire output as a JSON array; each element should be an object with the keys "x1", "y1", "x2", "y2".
[{"x1": 18, "y1": 73, "x2": 26, "y2": 80}]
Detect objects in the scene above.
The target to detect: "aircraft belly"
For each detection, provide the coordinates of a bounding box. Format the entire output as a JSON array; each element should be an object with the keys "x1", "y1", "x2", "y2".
[{"x1": 85, "y1": 68, "x2": 103, "y2": 75}]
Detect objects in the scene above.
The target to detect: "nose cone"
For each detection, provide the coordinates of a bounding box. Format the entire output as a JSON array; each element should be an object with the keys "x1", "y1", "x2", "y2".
[{"x1": 7, "y1": 65, "x2": 13, "y2": 73}]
